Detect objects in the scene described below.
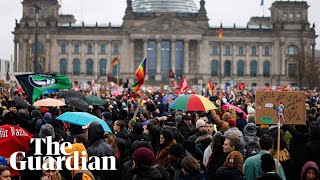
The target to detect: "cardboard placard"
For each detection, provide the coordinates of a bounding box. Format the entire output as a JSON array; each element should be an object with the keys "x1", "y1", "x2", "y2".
[{"x1": 255, "y1": 91, "x2": 306, "y2": 125}]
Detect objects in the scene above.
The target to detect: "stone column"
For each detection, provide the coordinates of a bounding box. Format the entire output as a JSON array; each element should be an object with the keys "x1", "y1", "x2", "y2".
[
  {"x1": 171, "y1": 39, "x2": 176, "y2": 72},
  {"x1": 156, "y1": 38, "x2": 161, "y2": 74},
  {"x1": 220, "y1": 43, "x2": 224, "y2": 77},
  {"x1": 68, "y1": 41, "x2": 72, "y2": 74},
  {"x1": 107, "y1": 41, "x2": 112, "y2": 74},
  {"x1": 232, "y1": 43, "x2": 237, "y2": 76},
  {"x1": 312, "y1": 43, "x2": 316, "y2": 61},
  {"x1": 13, "y1": 40, "x2": 18, "y2": 72},
  {"x1": 245, "y1": 43, "x2": 250, "y2": 76},
  {"x1": 45, "y1": 39, "x2": 51, "y2": 73},
  {"x1": 94, "y1": 41, "x2": 99, "y2": 79},
  {"x1": 280, "y1": 41, "x2": 285, "y2": 75},
  {"x1": 143, "y1": 39, "x2": 148, "y2": 57},
  {"x1": 258, "y1": 43, "x2": 263, "y2": 76},
  {"x1": 81, "y1": 41, "x2": 86, "y2": 75},
  {"x1": 130, "y1": 39, "x2": 135, "y2": 74},
  {"x1": 184, "y1": 39, "x2": 189, "y2": 74}
]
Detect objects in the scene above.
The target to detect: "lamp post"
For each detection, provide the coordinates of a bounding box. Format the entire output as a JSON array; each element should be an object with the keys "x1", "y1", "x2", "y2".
[{"x1": 33, "y1": 4, "x2": 42, "y2": 73}]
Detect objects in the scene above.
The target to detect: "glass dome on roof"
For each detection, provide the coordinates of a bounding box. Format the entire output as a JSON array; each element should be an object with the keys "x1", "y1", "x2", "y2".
[{"x1": 132, "y1": 0, "x2": 198, "y2": 13}]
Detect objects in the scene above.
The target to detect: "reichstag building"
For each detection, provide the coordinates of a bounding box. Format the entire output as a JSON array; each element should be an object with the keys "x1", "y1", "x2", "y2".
[{"x1": 13, "y1": 0, "x2": 317, "y2": 87}]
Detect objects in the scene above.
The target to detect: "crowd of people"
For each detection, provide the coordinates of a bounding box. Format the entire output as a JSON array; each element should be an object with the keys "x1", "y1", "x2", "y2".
[{"x1": 0, "y1": 88, "x2": 320, "y2": 180}]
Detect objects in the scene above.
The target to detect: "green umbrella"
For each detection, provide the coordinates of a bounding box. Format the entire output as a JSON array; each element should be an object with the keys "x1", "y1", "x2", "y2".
[{"x1": 85, "y1": 95, "x2": 105, "y2": 105}]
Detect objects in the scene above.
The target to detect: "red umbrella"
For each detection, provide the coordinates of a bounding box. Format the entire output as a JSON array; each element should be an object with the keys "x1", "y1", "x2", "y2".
[{"x1": 0, "y1": 125, "x2": 32, "y2": 176}]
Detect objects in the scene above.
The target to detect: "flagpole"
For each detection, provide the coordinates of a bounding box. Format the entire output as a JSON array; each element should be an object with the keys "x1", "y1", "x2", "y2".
[{"x1": 117, "y1": 63, "x2": 119, "y2": 85}]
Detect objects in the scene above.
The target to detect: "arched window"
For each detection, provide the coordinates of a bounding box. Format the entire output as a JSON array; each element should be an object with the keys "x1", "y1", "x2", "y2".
[
  {"x1": 286, "y1": 45, "x2": 298, "y2": 55},
  {"x1": 99, "y1": 59, "x2": 107, "y2": 75},
  {"x1": 73, "y1": 59, "x2": 80, "y2": 75},
  {"x1": 60, "y1": 59, "x2": 67, "y2": 75},
  {"x1": 237, "y1": 60, "x2": 244, "y2": 77},
  {"x1": 32, "y1": 42, "x2": 45, "y2": 54},
  {"x1": 211, "y1": 60, "x2": 218, "y2": 76},
  {"x1": 263, "y1": 61, "x2": 270, "y2": 77},
  {"x1": 86, "y1": 59, "x2": 93, "y2": 75},
  {"x1": 250, "y1": 60, "x2": 257, "y2": 77},
  {"x1": 224, "y1": 60, "x2": 231, "y2": 77}
]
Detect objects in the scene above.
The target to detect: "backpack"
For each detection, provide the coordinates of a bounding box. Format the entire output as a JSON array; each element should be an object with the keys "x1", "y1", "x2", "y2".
[{"x1": 242, "y1": 136, "x2": 260, "y2": 159}]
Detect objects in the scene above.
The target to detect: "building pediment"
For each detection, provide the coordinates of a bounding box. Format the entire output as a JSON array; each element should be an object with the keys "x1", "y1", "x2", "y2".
[{"x1": 128, "y1": 16, "x2": 204, "y2": 34}]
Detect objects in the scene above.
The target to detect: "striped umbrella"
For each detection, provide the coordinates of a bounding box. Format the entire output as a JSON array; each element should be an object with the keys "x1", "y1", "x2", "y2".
[{"x1": 169, "y1": 94, "x2": 217, "y2": 112}]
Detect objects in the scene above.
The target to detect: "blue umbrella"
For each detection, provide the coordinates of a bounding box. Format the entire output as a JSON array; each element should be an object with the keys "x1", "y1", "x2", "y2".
[{"x1": 56, "y1": 112, "x2": 112, "y2": 133}]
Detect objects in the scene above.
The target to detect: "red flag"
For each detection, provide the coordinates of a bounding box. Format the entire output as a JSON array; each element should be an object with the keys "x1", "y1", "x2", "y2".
[
  {"x1": 238, "y1": 82, "x2": 245, "y2": 91},
  {"x1": 179, "y1": 77, "x2": 189, "y2": 93},
  {"x1": 167, "y1": 69, "x2": 175, "y2": 79}
]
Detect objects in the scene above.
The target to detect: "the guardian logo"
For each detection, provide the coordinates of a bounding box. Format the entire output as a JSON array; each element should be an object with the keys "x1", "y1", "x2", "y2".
[{"x1": 9, "y1": 137, "x2": 117, "y2": 171}]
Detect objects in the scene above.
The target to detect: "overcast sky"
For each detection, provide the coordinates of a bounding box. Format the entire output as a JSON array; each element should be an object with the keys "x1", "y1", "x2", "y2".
[{"x1": 0, "y1": 0, "x2": 319, "y2": 60}]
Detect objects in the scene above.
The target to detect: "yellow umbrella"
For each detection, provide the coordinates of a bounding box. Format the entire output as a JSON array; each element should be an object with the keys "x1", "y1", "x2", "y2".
[{"x1": 33, "y1": 98, "x2": 66, "y2": 107}]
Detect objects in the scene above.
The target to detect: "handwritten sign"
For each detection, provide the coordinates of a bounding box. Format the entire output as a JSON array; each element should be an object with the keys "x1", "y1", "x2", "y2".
[{"x1": 255, "y1": 91, "x2": 306, "y2": 125}]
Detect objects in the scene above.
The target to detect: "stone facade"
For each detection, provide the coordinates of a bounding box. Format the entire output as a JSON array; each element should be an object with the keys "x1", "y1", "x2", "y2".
[{"x1": 13, "y1": 0, "x2": 318, "y2": 87}]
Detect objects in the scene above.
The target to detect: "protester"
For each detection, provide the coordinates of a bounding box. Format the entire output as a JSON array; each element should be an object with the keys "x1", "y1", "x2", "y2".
[
  {"x1": 256, "y1": 153, "x2": 282, "y2": 180},
  {"x1": 0, "y1": 165, "x2": 11, "y2": 180},
  {"x1": 156, "y1": 130, "x2": 176, "y2": 167},
  {"x1": 215, "y1": 151, "x2": 244, "y2": 179},
  {"x1": 180, "y1": 156, "x2": 205, "y2": 180},
  {"x1": 301, "y1": 161, "x2": 319, "y2": 180}
]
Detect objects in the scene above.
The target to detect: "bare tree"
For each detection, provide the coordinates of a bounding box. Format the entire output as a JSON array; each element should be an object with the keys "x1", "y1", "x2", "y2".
[{"x1": 292, "y1": 51, "x2": 319, "y2": 89}]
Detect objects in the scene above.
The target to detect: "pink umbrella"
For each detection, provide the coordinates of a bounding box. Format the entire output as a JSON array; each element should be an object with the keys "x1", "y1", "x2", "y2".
[{"x1": 222, "y1": 104, "x2": 247, "y2": 120}]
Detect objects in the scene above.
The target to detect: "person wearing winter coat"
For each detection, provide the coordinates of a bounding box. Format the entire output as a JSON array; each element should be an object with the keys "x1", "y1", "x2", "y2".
[
  {"x1": 203, "y1": 132, "x2": 227, "y2": 179},
  {"x1": 224, "y1": 118, "x2": 243, "y2": 138},
  {"x1": 132, "y1": 147, "x2": 169, "y2": 180},
  {"x1": 300, "y1": 161, "x2": 319, "y2": 180},
  {"x1": 87, "y1": 122, "x2": 120, "y2": 180},
  {"x1": 156, "y1": 130, "x2": 177, "y2": 167},
  {"x1": 114, "y1": 120, "x2": 132, "y2": 164},
  {"x1": 180, "y1": 156, "x2": 205, "y2": 180},
  {"x1": 215, "y1": 151, "x2": 245, "y2": 180},
  {"x1": 256, "y1": 153, "x2": 281, "y2": 180},
  {"x1": 304, "y1": 121, "x2": 320, "y2": 168}
]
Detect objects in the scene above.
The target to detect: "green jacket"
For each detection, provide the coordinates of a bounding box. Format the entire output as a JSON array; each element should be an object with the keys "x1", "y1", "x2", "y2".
[{"x1": 243, "y1": 150, "x2": 286, "y2": 180}]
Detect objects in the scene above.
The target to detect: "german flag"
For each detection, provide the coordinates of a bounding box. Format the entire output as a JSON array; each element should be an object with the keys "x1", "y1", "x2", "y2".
[
  {"x1": 111, "y1": 57, "x2": 119, "y2": 66},
  {"x1": 218, "y1": 23, "x2": 223, "y2": 41}
]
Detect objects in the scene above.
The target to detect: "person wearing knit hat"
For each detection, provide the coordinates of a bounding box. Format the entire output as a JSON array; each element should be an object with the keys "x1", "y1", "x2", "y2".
[
  {"x1": 0, "y1": 156, "x2": 5, "y2": 166},
  {"x1": 39, "y1": 124, "x2": 55, "y2": 139},
  {"x1": 301, "y1": 161, "x2": 320, "y2": 180},
  {"x1": 188, "y1": 119, "x2": 206, "y2": 142},
  {"x1": 132, "y1": 147, "x2": 169, "y2": 180}
]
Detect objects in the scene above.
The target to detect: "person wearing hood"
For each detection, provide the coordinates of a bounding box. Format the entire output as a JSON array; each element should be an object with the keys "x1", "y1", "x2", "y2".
[
  {"x1": 87, "y1": 122, "x2": 120, "y2": 180},
  {"x1": 113, "y1": 120, "x2": 132, "y2": 164},
  {"x1": 132, "y1": 147, "x2": 169, "y2": 180},
  {"x1": 301, "y1": 161, "x2": 319, "y2": 180},
  {"x1": 156, "y1": 130, "x2": 176, "y2": 167},
  {"x1": 304, "y1": 121, "x2": 320, "y2": 169},
  {"x1": 240, "y1": 123, "x2": 260, "y2": 157}
]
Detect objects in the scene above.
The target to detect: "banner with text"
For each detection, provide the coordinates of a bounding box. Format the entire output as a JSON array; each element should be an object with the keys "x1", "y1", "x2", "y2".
[{"x1": 255, "y1": 91, "x2": 306, "y2": 125}]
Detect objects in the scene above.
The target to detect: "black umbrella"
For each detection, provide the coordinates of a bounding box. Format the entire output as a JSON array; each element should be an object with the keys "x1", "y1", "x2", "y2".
[
  {"x1": 67, "y1": 98, "x2": 89, "y2": 112},
  {"x1": 57, "y1": 90, "x2": 86, "y2": 101},
  {"x1": 13, "y1": 96, "x2": 30, "y2": 108}
]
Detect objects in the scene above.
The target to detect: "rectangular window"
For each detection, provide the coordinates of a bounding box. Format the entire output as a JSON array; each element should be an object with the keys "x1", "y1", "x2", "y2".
[
  {"x1": 224, "y1": 46, "x2": 231, "y2": 56},
  {"x1": 212, "y1": 45, "x2": 218, "y2": 55},
  {"x1": 60, "y1": 44, "x2": 66, "y2": 54},
  {"x1": 74, "y1": 44, "x2": 80, "y2": 53},
  {"x1": 87, "y1": 44, "x2": 93, "y2": 54},
  {"x1": 252, "y1": 46, "x2": 257, "y2": 55},
  {"x1": 238, "y1": 47, "x2": 244, "y2": 56},
  {"x1": 113, "y1": 44, "x2": 119, "y2": 54},
  {"x1": 264, "y1": 47, "x2": 270, "y2": 56},
  {"x1": 100, "y1": 44, "x2": 106, "y2": 54},
  {"x1": 288, "y1": 64, "x2": 297, "y2": 78}
]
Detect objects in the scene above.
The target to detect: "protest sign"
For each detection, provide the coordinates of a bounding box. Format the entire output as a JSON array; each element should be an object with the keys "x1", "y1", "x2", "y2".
[{"x1": 255, "y1": 91, "x2": 306, "y2": 125}]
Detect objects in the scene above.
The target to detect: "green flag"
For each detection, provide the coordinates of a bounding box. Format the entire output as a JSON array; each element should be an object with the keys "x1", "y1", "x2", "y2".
[{"x1": 15, "y1": 74, "x2": 72, "y2": 103}]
